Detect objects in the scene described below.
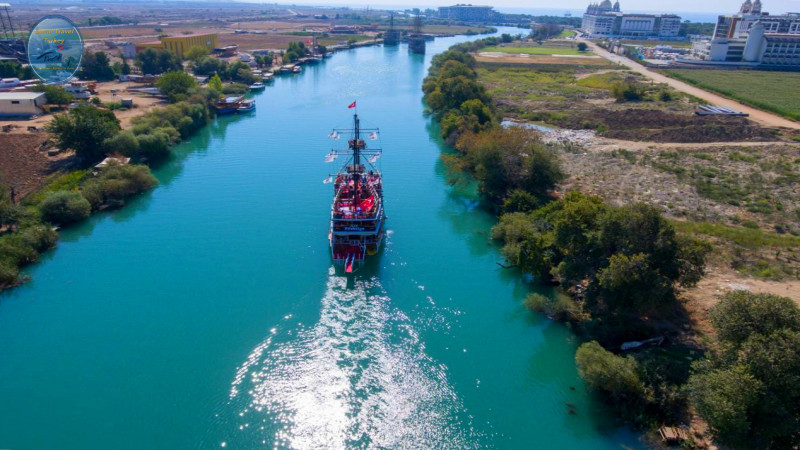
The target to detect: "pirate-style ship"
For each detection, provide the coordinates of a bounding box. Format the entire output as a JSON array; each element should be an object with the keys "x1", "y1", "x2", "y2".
[{"x1": 327, "y1": 112, "x2": 385, "y2": 273}]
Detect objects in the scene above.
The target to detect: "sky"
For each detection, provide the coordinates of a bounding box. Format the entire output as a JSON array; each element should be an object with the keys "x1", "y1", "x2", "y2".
[{"x1": 282, "y1": 0, "x2": 800, "y2": 14}]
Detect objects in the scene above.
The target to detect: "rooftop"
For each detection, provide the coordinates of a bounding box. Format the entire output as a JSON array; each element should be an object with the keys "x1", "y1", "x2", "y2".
[{"x1": 0, "y1": 92, "x2": 45, "y2": 100}]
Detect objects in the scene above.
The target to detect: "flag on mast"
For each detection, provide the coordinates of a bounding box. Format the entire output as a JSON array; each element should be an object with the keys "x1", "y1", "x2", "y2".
[{"x1": 348, "y1": 101, "x2": 356, "y2": 109}]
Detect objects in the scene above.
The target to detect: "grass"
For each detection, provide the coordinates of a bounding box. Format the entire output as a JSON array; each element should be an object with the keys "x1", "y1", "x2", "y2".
[
  {"x1": 482, "y1": 46, "x2": 587, "y2": 56},
  {"x1": 672, "y1": 220, "x2": 800, "y2": 249},
  {"x1": 558, "y1": 29, "x2": 577, "y2": 38},
  {"x1": 662, "y1": 69, "x2": 800, "y2": 121}
]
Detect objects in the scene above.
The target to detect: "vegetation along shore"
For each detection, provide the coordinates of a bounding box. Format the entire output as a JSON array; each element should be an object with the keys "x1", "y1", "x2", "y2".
[{"x1": 423, "y1": 30, "x2": 800, "y2": 448}]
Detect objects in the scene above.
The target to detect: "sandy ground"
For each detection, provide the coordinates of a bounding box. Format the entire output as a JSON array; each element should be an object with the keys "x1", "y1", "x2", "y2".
[
  {"x1": 581, "y1": 39, "x2": 800, "y2": 130},
  {"x1": 93, "y1": 81, "x2": 168, "y2": 129},
  {"x1": 682, "y1": 266, "x2": 800, "y2": 336}
]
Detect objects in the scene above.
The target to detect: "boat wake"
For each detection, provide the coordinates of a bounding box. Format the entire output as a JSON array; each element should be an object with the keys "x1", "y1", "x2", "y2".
[{"x1": 228, "y1": 268, "x2": 479, "y2": 448}]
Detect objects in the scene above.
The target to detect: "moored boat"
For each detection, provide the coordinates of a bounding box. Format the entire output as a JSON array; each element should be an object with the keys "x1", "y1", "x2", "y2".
[
  {"x1": 249, "y1": 82, "x2": 265, "y2": 90},
  {"x1": 237, "y1": 99, "x2": 255, "y2": 113},
  {"x1": 327, "y1": 112, "x2": 385, "y2": 273},
  {"x1": 213, "y1": 96, "x2": 243, "y2": 114}
]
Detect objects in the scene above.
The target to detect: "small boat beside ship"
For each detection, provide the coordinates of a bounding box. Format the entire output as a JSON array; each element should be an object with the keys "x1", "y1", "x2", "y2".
[
  {"x1": 327, "y1": 112, "x2": 385, "y2": 273},
  {"x1": 237, "y1": 99, "x2": 255, "y2": 113}
]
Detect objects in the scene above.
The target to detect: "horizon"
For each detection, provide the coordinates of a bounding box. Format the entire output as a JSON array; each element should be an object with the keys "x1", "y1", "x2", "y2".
[{"x1": 256, "y1": 0, "x2": 800, "y2": 15}]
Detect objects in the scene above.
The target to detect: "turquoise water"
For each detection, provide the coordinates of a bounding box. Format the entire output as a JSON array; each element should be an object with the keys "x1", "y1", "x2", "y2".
[{"x1": 0, "y1": 29, "x2": 642, "y2": 449}]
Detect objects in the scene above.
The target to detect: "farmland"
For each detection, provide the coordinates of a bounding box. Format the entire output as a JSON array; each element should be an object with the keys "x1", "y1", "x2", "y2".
[{"x1": 662, "y1": 69, "x2": 800, "y2": 121}]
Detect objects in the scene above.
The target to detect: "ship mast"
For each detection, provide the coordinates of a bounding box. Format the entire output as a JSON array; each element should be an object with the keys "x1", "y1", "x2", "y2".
[{"x1": 352, "y1": 114, "x2": 361, "y2": 205}]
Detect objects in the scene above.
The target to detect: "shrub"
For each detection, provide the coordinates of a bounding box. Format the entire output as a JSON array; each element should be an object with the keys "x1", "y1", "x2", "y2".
[
  {"x1": 222, "y1": 83, "x2": 248, "y2": 95},
  {"x1": 81, "y1": 164, "x2": 158, "y2": 209},
  {"x1": 136, "y1": 131, "x2": 171, "y2": 160},
  {"x1": 576, "y1": 341, "x2": 647, "y2": 420},
  {"x1": 39, "y1": 191, "x2": 91, "y2": 225},
  {"x1": 577, "y1": 42, "x2": 588, "y2": 51},
  {"x1": 524, "y1": 292, "x2": 583, "y2": 321},
  {"x1": 0, "y1": 260, "x2": 19, "y2": 286},
  {"x1": 104, "y1": 131, "x2": 140, "y2": 156}
]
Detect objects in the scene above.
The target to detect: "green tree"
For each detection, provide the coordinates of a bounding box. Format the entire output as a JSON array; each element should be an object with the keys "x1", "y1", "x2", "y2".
[
  {"x1": 38, "y1": 191, "x2": 91, "y2": 225},
  {"x1": 577, "y1": 42, "x2": 588, "y2": 51},
  {"x1": 156, "y1": 70, "x2": 198, "y2": 103},
  {"x1": 208, "y1": 73, "x2": 223, "y2": 92},
  {"x1": 597, "y1": 252, "x2": 671, "y2": 311},
  {"x1": 47, "y1": 105, "x2": 121, "y2": 163},
  {"x1": 135, "y1": 48, "x2": 183, "y2": 75},
  {"x1": 184, "y1": 45, "x2": 210, "y2": 62},
  {"x1": 30, "y1": 84, "x2": 74, "y2": 105},
  {"x1": 80, "y1": 51, "x2": 115, "y2": 81},
  {"x1": 689, "y1": 291, "x2": 800, "y2": 449},
  {"x1": 103, "y1": 131, "x2": 139, "y2": 156},
  {"x1": 192, "y1": 56, "x2": 228, "y2": 77},
  {"x1": 710, "y1": 290, "x2": 800, "y2": 346},
  {"x1": 575, "y1": 341, "x2": 644, "y2": 406}
]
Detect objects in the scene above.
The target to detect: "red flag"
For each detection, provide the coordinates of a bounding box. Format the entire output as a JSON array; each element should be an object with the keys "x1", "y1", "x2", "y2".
[{"x1": 348, "y1": 101, "x2": 356, "y2": 109}]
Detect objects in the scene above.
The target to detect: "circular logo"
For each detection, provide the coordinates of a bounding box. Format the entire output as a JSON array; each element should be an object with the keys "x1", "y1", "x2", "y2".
[{"x1": 26, "y1": 15, "x2": 83, "y2": 85}]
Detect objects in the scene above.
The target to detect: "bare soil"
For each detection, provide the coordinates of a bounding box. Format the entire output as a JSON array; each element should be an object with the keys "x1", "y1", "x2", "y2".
[{"x1": 0, "y1": 133, "x2": 64, "y2": 198}]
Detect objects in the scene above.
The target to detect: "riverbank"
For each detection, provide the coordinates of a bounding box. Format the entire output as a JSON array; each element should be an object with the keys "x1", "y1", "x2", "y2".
[{"x1": 423, "y1": 36, "x2": 800, "y2": 448}]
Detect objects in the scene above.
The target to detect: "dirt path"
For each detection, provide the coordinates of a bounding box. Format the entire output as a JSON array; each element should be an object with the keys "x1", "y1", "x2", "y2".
[
  {"x1": 581, "y1": 40, "x2": 800, "y2": 130},
  {"x1": 590, "y1": 138, "x2": 800, "y2": 151}
]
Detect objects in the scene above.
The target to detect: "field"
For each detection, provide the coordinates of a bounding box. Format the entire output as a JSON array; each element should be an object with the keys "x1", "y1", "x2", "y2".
[
  {"x1": 475, "y1": 54, "x2": 614, "y2": 66},
  {"x1": 663, "y1": 69, "x2": 800, "y2": 121},
  {"x1": 481, "y1": 46, "x2": 586, "y2": 56}
]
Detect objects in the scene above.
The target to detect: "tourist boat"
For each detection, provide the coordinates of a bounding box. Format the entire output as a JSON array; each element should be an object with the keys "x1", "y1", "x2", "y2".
[
  {"x1": 292, "y1": 65, "x2": 303, "y2": 74},
  {"x1": 328, "y1": 113, "x2": 385, "y2": 273},
  {"x1": 249, "y1": 82, "x2": 265, "y2": 90},
  {"x1": 262, "y1": 72, "x2": 275, "y2": 82},
  {"x1": 279, "y1": 65, "x2": 295, "y2": 74},
  {"x1": 237, "y1": 99, "x2": 255, "y2": 113},
  {"x1": 213, "y1": 96, "x2": 243, "y2": 114}
]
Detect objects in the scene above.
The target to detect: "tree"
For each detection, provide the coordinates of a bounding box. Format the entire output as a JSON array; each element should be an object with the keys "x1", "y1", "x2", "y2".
[
  {"x1": 710, "y1": 290, "x2": 800, "y2": 346},
  {"x1": 80, "y1": 51, "x2": 115, "y2": 81},
  {"x1": 184, "y1": 45, "x2": 210, "y2": 62},
  {"x1": 688, "y1": 365, "x2": 764, "y2": 447},
  {"x1": 156, "y1": 70, "x2": 198, "y2": 103},
  {"x1": 135, "y1": 48, "x2": 182, "y2": 75},
  {"x1": 47, "y1": 105, "x2": 121, "y2": 162},
  {"x1": 192, "y1": 56, "x2": 227, "y2": 77},
  {"x1": 577, "y1": 42, "x2": 588, "y2": 51},
  {"x1": 688, "y1": 292, "x2": 800, "y2": 449},
  {"x1": 576, "y1": 341, "x2": 646, "y2": 417},
  {"x1": 597, "y1": 252, "x2": 671, "y2": 311},
  {"x1": 38, "y1": 191, "x2": 91, "y2": 225},
  {"x1": 30, "y1": 84, "x2": 73, "y2": 105},
  {"x1": 208, "y1": 73, "x2": 223, "y2": 92}
]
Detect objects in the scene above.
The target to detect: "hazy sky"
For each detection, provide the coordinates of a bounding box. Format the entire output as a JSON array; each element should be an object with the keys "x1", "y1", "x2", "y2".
[{"x1": 286, "y1": 0, "x2": 800, "y2": 14}]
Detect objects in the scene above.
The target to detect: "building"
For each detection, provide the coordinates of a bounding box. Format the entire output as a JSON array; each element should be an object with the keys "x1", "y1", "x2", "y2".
[
  {"x1": 0, "y1": 92, "x2": 46, "y2": 117},
  {"x1": 438, "y1": 5, "x2": 495, "y2": 22},
  {"x1": 135, "y1": 33, "x2": 218, "y2": 58},
  {"x1": 581, "y1": 1, "x2": 682, "y2": 39},
  {"x1": 713, "y1": 0, "x2": 800, "y2": 38},
  {"x1": 702, "y1": 1, "x2": 800, "y2": 65}
]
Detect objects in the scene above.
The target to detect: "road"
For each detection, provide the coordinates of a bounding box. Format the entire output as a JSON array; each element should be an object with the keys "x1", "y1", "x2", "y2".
[{"x1": 582, "y1": 40, "x2": 800, "y2": 130}]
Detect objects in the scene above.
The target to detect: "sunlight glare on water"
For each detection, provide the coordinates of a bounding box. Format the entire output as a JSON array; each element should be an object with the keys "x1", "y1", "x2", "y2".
[{"x1": 230, "y1": 267, "x2": 480, "y2": 449}]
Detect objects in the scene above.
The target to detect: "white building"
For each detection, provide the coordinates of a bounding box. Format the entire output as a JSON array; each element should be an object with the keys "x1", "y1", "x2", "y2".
[
  {"x1": 0, "y1": 92, "x2": 46, "y2": 117},
  {"x1": 581, "y1": 1, "x2": 682, "y2": 39},
  {"x1": 703, "y1": 1, "x2": 800, "y2": 65}
]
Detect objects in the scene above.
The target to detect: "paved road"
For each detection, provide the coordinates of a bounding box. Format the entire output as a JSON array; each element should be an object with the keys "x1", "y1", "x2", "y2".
[{"x1": 582, "y1": 40, "x2": 800, "y2": 130}]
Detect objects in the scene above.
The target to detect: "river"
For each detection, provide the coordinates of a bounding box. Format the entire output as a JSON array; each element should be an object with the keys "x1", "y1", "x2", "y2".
[{"x1": 0, "y1": 28, "x2": 642, "y2": 449}]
